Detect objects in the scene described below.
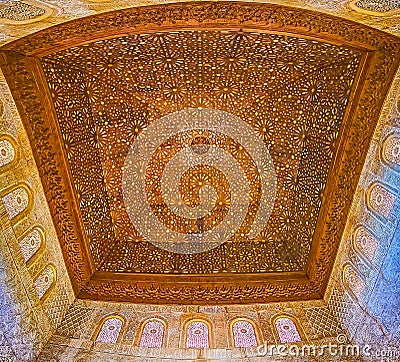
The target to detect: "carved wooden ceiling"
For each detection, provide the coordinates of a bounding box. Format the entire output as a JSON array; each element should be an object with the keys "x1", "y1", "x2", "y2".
[
  {"x1": 42, "y1": 30, "x2": 361, "y2": 274},
  {"x1": 1, "y1": 2, "x2": 399, "y2": 304}
]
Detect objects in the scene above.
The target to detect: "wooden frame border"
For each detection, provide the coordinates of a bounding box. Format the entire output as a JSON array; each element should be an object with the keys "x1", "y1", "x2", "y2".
[{"x1": 0, "y1": 1, "x2": 399, "y2": 304}]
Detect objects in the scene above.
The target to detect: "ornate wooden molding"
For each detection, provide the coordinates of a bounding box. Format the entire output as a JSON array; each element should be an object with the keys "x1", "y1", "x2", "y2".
[{"x1": 0, "y1": 2, "x2": 399, "y2": 304}]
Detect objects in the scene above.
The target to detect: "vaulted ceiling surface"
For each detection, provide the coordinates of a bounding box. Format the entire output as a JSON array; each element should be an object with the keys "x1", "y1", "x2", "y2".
[
  {"x1": 1, "y1": 2, "x2": 399, "y2": 304},
  {"x1": 42, "y1": 31, "x2": 361, "y2": 274}
]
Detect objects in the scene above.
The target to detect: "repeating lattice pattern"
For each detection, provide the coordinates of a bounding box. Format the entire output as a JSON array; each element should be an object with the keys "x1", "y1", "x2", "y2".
[
  {"x1": 34, "y1": 265, "x2": 55, "y2": 300},
  {"x1": 232, "y1": 320, "x2": 258, "y2": 347},
  {"x1": 96, "y1": 318, "x2": 123, "y2": 344},
  {"x1": 355, "y1": 0, "x2": 400, "y2": 13},
  {"x1": 46, "y1": 289, "x2": 70, "y2": 328},
  {"x1": 43, "y1": 29, "x2": 361, "y2": 274},
  {"x1": 0, "y1": 139, "x2": 15, "y2": 167},
  {"x1": 0, "y1": 2, "x2": 45, "y2": 21},
  {"x1": 19, "y1": 228, "x2": 42, "y2": 262},
  {"x1": 186, "y1": 321, "x2": 209, "y2": 349},
  {"x1": 354, "y1": 226, "x2": 378, "y2": 261},
  {"x1": 328, "y1": 285, "x2": 354, "y2": 328},
  {"x1": 383, "y1": 136, "x2": 400, "y2": 165},
  {"x1": 139, "y1": 319, "x2": 164, "y2": 348},
  {"x1": 306, "y1": 307, "x2": 343, "y2": 338},
  {"x1": 368, "y1": 184, "x2": 396, "y2": 218},
  {"x1": 2, "y1": 187, "x2": 29, "y2": 219},
  {"x1": 57, "y1": 302, "x2": 94, "y2": 338},
  {"x1": 343, "y1": 265, "x2": 364, "y2": 299},
  {"x1": 275, "y1": 317, "x2": 302, "y2": 344}
]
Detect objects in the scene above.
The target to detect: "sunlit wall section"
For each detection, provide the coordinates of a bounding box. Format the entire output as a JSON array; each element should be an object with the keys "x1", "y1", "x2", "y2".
[
  {"x1": 0, "y1": 70, "x2": 75, "y2": 361},
  {"x1": 326, "y1": 67, "x2": 400, "y2": 352}
]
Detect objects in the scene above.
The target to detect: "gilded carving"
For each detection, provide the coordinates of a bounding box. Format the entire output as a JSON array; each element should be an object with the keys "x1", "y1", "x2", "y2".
[{"x1": 42, "y1": 31, "x2": 361, "y2": 273}]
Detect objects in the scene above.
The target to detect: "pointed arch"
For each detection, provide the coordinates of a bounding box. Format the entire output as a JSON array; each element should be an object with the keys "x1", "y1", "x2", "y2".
[
  {"x1": 0, "y1": 1, "x2": 54, "y2": 25},
  {"x1": 350, "y1": 0, "x2": 400, "y2": 17}
]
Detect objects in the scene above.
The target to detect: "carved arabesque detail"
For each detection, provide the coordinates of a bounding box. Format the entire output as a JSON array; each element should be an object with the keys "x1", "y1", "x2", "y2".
[
  {"x1": 42, "y1": 30, "x2": 361, "y2": 274},
  {"x1": 0, "y1": 2, "x2": 399, "y2": 304}
]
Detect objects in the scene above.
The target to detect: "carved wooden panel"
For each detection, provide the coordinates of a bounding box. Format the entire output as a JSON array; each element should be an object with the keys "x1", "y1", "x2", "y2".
[
  {"x1": 0, "y1": 2, "x2": 399, "y2": 304},
  {"x1": 41, "y1": 30, "x2": 361, "y2": 273}
]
